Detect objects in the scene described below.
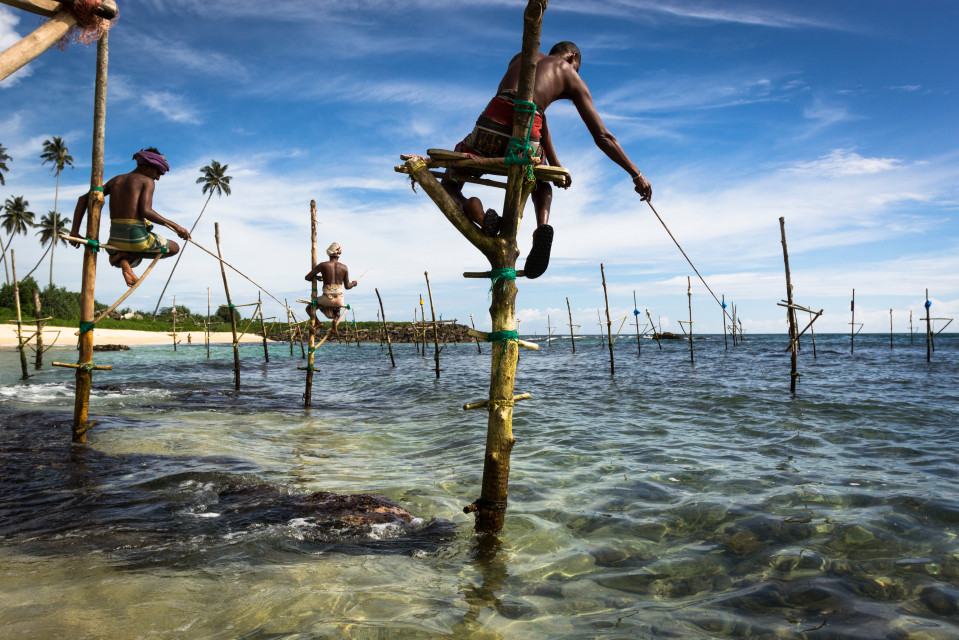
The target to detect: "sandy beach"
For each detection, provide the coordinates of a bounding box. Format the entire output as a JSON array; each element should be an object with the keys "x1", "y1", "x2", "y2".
[{"x1": 0, "y1": 324, "x2": 271, "y2": 348}]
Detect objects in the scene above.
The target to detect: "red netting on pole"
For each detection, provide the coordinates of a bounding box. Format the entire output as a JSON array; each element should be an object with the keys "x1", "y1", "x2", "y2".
[{"x1": 50, "y1": 0, "x2": 119, "y2": 51}]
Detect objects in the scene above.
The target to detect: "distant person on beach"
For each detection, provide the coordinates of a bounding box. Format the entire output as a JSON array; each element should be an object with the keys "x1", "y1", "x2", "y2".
[
  {"x1": 304, "y1": 242, "x2": 357, "y2": 336},
  {"x1": 70, "y1": 148, "x2": 191, "y2": 287},
  {"x1": 442, "y1": 41, "x2": 652, "y2": 279}
]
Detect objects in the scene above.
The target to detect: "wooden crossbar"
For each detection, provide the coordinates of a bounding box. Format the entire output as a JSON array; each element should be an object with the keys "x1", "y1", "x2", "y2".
[
  {"x1": 396, "y1": 148, "x2": 570, "y2": 186},
  {"x1": 463, "y1": 393, "x2": 532, "y2": 411},
  {"x1": 466, "y1": 328, "x2": 539, "y2": 351}
]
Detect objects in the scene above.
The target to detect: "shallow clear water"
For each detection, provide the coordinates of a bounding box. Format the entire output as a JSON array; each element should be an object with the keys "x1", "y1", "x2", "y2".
[{"x1": 1, "y1": 333, "x2": 957, "y2": 639}]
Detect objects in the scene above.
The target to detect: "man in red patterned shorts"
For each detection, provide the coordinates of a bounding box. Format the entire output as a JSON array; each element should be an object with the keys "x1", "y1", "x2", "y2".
[{"x1": 442, "y1": 42, "x2": 652, "y2": 279}]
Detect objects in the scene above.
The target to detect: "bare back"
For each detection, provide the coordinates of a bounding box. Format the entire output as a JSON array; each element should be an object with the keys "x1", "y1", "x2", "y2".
[
  {"x1": 103, "y1": 171, "x2": 156, "y2": 221},
  {"x1": 496, "y1": 52, "x2": 583, "y2": 113},
  {"x1": 317, "y1": 259, "x2": 351, "y2": 288}
]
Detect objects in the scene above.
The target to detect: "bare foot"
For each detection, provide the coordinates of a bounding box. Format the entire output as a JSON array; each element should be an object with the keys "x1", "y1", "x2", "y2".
[{"x1": 120, "y1": 261, "x2": 139, "y2": 287}]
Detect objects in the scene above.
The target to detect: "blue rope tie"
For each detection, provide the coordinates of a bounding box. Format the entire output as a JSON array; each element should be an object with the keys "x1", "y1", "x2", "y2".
[{"x1": 925, "y1": 300, "x2": 932, "y2": 309}]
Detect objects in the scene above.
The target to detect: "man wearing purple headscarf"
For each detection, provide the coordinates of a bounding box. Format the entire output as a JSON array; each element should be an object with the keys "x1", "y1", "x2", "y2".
[{"x1": 71, "y1": 147, "x2": 191, "y2": 286}]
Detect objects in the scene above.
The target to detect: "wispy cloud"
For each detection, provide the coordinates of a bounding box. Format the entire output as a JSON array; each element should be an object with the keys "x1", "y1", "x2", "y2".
[
  {"x1": 142, "y1": 91, "x2": 202, "y2": 124},
  {"x1": 0, "y1": 7, "x2": 33, "y2": 88},
  {"x1": 787, "y1": 149, "x2": 902, "y2": 177}
]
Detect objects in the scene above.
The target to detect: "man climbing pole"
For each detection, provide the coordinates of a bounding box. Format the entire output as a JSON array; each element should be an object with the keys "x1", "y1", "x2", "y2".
[
  {"x1": 442, "y1": 41, "x2": 653, "y2": 279},
  {"x1": 70, "y1": 148, "x2": 190, "y2": 286},
  {"x1": 304, "y1": 242, "x2": 357, "y2": 336}
]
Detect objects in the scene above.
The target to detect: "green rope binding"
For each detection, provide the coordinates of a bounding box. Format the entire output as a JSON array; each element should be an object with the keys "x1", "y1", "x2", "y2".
[
  {"x1": 89, "y1": 186, "x2": 104, "y2": 193},
  {"x1": 83, "y1": 238, "x2": 100, "y2": 253},
  {"x1": 486, "y1": 268, "x2": 516, "y2": 297},
  {"x1": 504, "y1": 100, "x2": 538, "y2": 185},
  {"x1": 79, "y1": 321, "x2": 95, "y2": 334},
  {"x1": 488, "y1": 329, "x2": 519, "y2": 379}
]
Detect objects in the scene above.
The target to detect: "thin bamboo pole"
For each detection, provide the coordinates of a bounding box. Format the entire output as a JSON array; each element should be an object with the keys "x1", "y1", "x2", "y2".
[
  {"x1": 171, "y1": 295, "x2": 177, "y2": 351},
  {"x1": 215, "y1": 223, "x2": 240, "y2": 389},
  {"x1": 779, "y1": 217, "x2": 799, "y2": 393},
  {"x1": 850, "y1": 289, "x2": 855, "y2": 354},
  {"x1": 72, "y1": 33, "x2": 108, "y2": 444},
  {"x1": 809, "y1": 310, "x2": 818, "y2": 359},
  {"x1": 686, "y1": 276, "x2": 694, "y2": 364},
  {"x1": 375, "y1": 287, "x2": 395, "y2": 367},
  {"x1": 546, "y1": 314, "x2": 552, "y2": 346},
  {"x1": 425, "y1": 271, "x2": 441, "y2": 378},
  {"x1": 925, "y1": 289, "x2": 931, "y2": 363},
  {"x1": 890, "y1": 308, "x2": 893, "y2": 349},
  {"x1": 352, "y1": 308, "x2": 360, "y2": 348},
  {"x1": 11, "y1": 251, "x2": 28, "y2": 379},
  {"x1": 566, "y1": 296, "x2": 576, "y2": 353},
  {"x1": 286, "y1": 298, "x2": 294, "y2": 356},
  {"x1": 910, "y1": 310, "x2": 914, "y2": 344},
  {"x1": 304, "y1": 200, "x2": 318, "y2": 406},
  {"x1": 471, "y1": 314, "x2": 482, "y2": 353},
  {"x1": 600, "y1": 263, "x2": 614, "y2": 374},
  {"x1": 206, "y1": 287, "x2": 211, "y2": 358},
  {"x1": 646, "y1": 309, "x2": 662, "y2": 349},
  {"x1": 633, "y1": 291, "x2": 641, "y2": 356},
  {"x1": 258, "y1": 292, "x2": 269, "y2": 362},
  {"x1": 32, "y1": 288, "x2": 42, "y2": 369},
  {"x1": 722, "y1": 294, "x2": 728, "y2": 351},
  {"x1": 419, "y1": 295, "x2": 427, "y2": 358}
]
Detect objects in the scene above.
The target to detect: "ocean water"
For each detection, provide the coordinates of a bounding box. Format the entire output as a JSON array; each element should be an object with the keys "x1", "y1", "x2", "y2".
[{"x1": 0, "y1": 332, "x2": 957, "y2": 639}]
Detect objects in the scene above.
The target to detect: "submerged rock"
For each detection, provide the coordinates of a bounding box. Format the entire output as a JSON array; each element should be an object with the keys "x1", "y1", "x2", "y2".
[{"x1": 93, "y1": 344, "x2": 130, "y2": 351}]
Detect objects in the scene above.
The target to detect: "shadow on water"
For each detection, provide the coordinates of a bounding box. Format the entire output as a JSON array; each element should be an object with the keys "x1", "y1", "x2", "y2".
[{"x1": 0, "y1": 411, "x2": 454, "y2": 571}]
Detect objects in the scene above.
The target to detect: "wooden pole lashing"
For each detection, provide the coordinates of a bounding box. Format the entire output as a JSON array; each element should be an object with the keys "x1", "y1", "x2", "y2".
[
  {"x1": 72, "y1": 32, "x2": 108, "y2": 444},
  {"x1": 214, "y1": 222, "x2": 240, "y2": 390}
]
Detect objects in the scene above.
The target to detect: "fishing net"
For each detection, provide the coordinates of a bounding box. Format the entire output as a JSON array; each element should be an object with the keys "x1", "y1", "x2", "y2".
[{"x1": 49, "y1": 0, "x2": 119, "y2": 51}]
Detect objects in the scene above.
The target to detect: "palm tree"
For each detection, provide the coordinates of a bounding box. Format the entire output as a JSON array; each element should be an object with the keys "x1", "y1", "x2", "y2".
[
  {"x1": 152, "y1": 160, "x2": 233, "y2": 318},
  {"x1": 40, "y1": 136, "x2": 74, "y2": 227},
  {"x1": 0, "y1": 143, "x2": 11, "y2": 186},
  {"x1": 24, "y1": 210, "x2": 71, "y2": 285},
  {"x1": 1, "y1": 196, "x2": 37, "y2": 284}
]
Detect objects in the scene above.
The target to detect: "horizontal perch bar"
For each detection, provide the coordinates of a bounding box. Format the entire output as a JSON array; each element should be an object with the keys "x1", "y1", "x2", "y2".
[
  {"x1": 463, "y1": 270, "x2": 527, "y2": 278},
  {"x1": 52, "y1": 361, "x2": 112, "y2": 371},
  {"x1": 466, "y1": 328, "x2": 539, "y2": 351},
  {"x1": 777, "y1": 301, "x2": 820, "y2": 314},
  {"x1": 463, "y1": 393, "x2": 532, "y2": 411},
  {"x1": 60, "y1": 233, "x2": 119, "y2": 252}
]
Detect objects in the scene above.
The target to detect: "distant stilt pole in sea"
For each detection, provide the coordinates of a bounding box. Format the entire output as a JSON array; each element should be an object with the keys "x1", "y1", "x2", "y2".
[
  {"x1": 11, "y1": 251, "x2": 29, "y2": 380},
  {"x1": 546, "y1": 314, "x2": 552, "y2": 347},
  {"x1": 285, "y1": 298, "x2": 294, "y2": 356},
  {"x1": 215, "y1": 223, "x2": 241, "y2": 390},
  {"x1": 206, "y1": 287, "x2": 211, "y2": 358},
  {"x1": 925, "y1": 289, "x2": 932, "y2": 363},
  {"x1": 566, "y1": 297, "x2": 576, "y2": 354},
  {"x1": 258, "y1": 292, "x2": 269, "y2": 362},
  {"x1": 779, "y1": 217, "x2": 800, "y2": 393},
  {"x1": 633, "y1": 291, "x2": 641, "y2": 357},
  {"x1": 425, "y1": 272, "x2": 441, "y2": 379},
  {"x1": 910, "y1": 310, "x2": 914, "y2": 344},
  {"x1": 646, "y1": 309, "x2": 662, "y2": 350},
  {"x1": 304, "y1": 200, "x2": 318, "y2": 406},
  {"x1": 375, "y1": 287, "x2": 395, "y2": 367},
  {"x1": 471, "y1": 314, "x2": 482, "y2": 354},
  {"x1": 419, "y1": 295, "x2": 427, "y2": 358},
  {"x1": 32, "y1": 289, "x2": 43, "y2": 370},
  {"x1": 600, "y1": 264, "x2": 615, "y2": 374},
  {"x1": 890, "y1": 308, "x2": 894, "y2": 349},
  {"x1": 809, "y1": 310, "x2": 818, "y2": 359},
  {"x1": 171, "y1": 295, "x2": 178, "y2": 351},
  {"x1": 722, "y1": 294, "x2": 728, "y2": 351},
  {"x1": 686, "y1": 276, "x2": 694, "y2": 364},
  {"x1": 850, "y1": 289, "x2": 856, "y2": 354}
]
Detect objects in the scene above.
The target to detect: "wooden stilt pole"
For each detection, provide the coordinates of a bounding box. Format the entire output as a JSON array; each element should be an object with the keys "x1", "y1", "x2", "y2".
[
  {"x1": 304, "y1": 200, "x2": 318, "y2": 406},
  {"x1": 425, "y1": 271, "x2": 441, "y2": 378},
  {"x1": 32, "y1": 288, "x2": 43, "y2": 370},
  {"x1": 171, "y1": 294, "x2": 178, "y2": 351},
  {"x1": 722, "y1": 294, "x2": 728, "y2": 351},
  {"x1": 925, "y1": 289, "x2": 932, "y2": 363},
  {"x1": 419, "y1": 295, "x2": 427, "y2": 357},
  {"x1": 890, "y1": 308, "x2": 894, "y2": 349},
  {"x1": 471, "y1": 314, "x2": 482, "y2": 353},
  {"x1": 565, "y1": 297, "x2": 576, "y2": 354},
  {"x1": 646, "y1": 309, "x2": 662, "y2": 349},
  {"x1": 633, "y1": 291, "x2": 641, "y2": 356},
  {"x1": 686, "y1": 276, "x2": 694, "y2": 364},
  {"x1": 546, "y1": 314, "x2": 552, "y2": 346},
  {"x1": 910, "y1": 310, "x2": 914, "y2": 344},
  {"x1": 375, "y1": 287, "x2": 396, "y2": 367},
  {"x1": 286, "y1": 298, "x2": 294, "y2": 356},
  {"x1": 258, "y1": 292, "x2": 269, "y2": 362},
  {"x1": 850, "y1": 289, "x2": 855, "y2": 354},
  {"x1": 600, "y1": 263, "x2": 614, "y2": 374},
  {"x1": 779, "y1": 217, "x2": 799, "y2": 393},
  {"x1": 11, "y1": 251, "x2": 29, "y2": 379},
  {"x1": 72, "y1": 32, "x2": 108, "y2": 444},
  {"x1": 809, "y1": 310, "x2": 818, "y2": 359},
  {"x1": 214, "y1": 223, "x2": 240, "y2": 389},
  {"x1": 731, "y1": 303, "x2": 737, "y2": 346},
  {"x1": 206, "y1": 287, "x2": 211, "y2": 358}
]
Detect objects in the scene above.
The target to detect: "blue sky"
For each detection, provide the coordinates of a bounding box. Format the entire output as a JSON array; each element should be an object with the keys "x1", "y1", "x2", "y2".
[{"x1": 2, "y1": 0, "x2": 957, "y2": 335}]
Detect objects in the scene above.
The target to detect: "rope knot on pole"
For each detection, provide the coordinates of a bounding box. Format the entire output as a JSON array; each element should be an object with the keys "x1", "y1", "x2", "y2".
[
  {"x1": 486, "y1": 268, "x2": 516, "y2": 296},
  {"x1": 78, "y1": 321, "x2": 95, "y2": 334},
  {"x1": 504, "y1": 100, "x2": 538, "y2": 185},
  {"x1": 463, "y1": 497, "x2": 509, "y2": 514}
]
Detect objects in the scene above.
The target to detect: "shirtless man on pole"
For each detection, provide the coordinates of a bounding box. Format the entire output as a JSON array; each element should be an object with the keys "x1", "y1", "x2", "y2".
[
  {"x1": 442, "y1": 41, "x2": 652, "y2": 279},
  {"x1": 304, "y1": 242, "x2": 357, "y2": 336},
  {"x1": 70, "y1": 148, "x2": 190, "y2": 286}
]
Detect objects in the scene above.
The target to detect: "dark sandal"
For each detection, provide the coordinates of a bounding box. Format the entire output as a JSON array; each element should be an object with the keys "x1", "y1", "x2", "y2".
[
  {"x1": 523, "y1": 224, "x2": 553, "y2": 279},
  {"x1": 483, "y1": 209, "x2": 502, "y2": 237}
]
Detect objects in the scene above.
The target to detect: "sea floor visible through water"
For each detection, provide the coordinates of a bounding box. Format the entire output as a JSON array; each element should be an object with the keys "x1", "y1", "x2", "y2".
[{"x1": 0, "y1": 333, "x2": 957, "y2": 639}]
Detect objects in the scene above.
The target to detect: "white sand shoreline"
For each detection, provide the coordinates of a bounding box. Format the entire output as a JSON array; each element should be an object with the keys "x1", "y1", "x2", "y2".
[{"x1": 0, "y1": 324, "x2": 272, "y2": 348}]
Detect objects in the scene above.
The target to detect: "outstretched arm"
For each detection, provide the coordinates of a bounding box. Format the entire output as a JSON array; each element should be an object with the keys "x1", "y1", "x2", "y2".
[
  {"x1": 568, "y1": 74, "x2": 652, "y2": 200},
  {"x1": 342, "y1": 266, "x2": 357, "y2": 290},
  {"x1": 139, "y1": 181, "x2": 191, "y2": 240}
]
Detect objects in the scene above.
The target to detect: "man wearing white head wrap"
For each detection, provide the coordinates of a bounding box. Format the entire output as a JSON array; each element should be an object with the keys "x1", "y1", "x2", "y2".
[{"x1": 305, "y1": 242, "x2": 357, "y2": 335}]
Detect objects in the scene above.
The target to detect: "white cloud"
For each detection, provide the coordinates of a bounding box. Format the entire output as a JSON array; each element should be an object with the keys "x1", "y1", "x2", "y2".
[
  {"x1": 788, "y1": 149, "x2": 902, "y2": 177},
  {"x1": 141, "y1": 91, "x2": 201, "y2": 124},
  {"x1": 0, "y1": 7, "x2": 34, "y2": 88}
]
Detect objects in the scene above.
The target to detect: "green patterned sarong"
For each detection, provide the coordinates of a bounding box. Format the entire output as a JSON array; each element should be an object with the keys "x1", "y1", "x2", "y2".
[{"x1": 107, "y1": 218, "x2": 170, "y2": 268}]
